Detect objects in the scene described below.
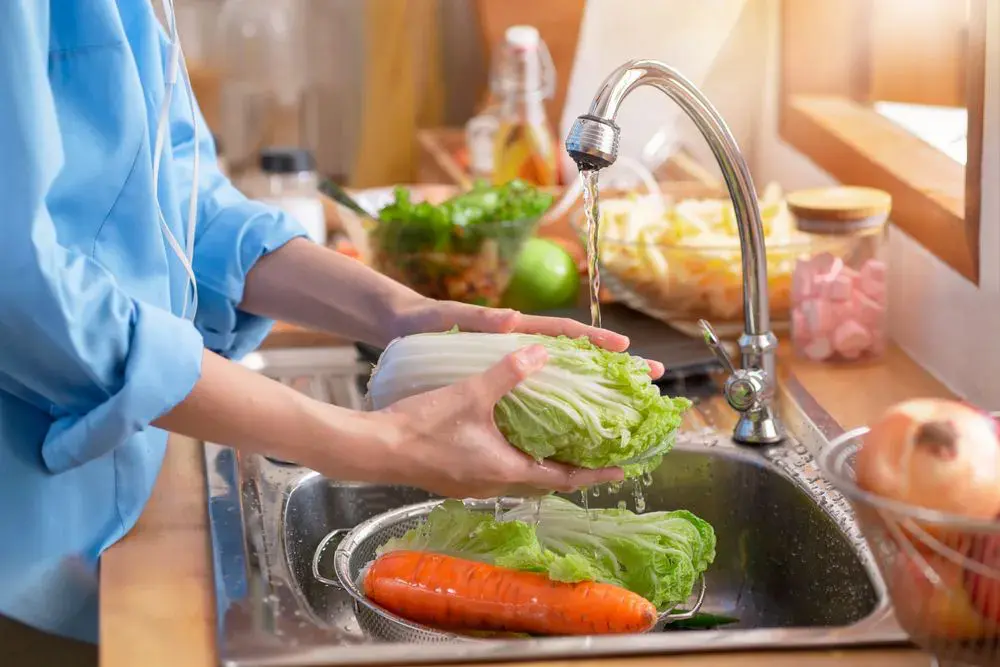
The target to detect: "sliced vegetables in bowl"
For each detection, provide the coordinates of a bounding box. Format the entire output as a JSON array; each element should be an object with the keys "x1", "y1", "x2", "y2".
[{"x1": 574, "y1": 183, "x2": 853, "y2": 338}]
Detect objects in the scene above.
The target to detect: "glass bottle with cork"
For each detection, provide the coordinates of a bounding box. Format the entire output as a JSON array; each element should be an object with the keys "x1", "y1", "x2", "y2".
[
  {"x1": 786, "y1": 186, "x2": 891, "y2": 364},
  {"x1": 252, "y1": 147, "x2": 327, "y2": 247},
  {"x1": 488, "y1": 26, "x2": 559, "y2": 187}
]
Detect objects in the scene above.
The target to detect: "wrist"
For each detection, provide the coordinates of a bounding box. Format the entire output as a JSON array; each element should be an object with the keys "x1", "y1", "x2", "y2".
[
  {"x1": 294, "y1": 401, "x2": 407, "y2": 484},
  {"x1": 383, "y1": 294, "x2": 437, "y2": 342}
]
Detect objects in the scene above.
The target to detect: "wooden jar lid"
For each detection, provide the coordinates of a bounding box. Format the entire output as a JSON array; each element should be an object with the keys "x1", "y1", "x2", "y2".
[{"x1": 785, "y1": 186, "x2": 891, "y2": 233}]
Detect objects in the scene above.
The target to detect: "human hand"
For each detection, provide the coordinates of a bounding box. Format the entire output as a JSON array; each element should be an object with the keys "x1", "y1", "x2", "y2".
[
  {"x1": 373, "y1": 344, "x2": 625, "y2": 498},
  {"x1": 391, "y1": 298, "x2": 665, "y2": 379}
]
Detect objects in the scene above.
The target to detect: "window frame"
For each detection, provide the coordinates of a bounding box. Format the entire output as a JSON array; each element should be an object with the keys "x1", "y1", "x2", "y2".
[{"x1": 778, "y1": 0, "x2": 988, "y2": 284}]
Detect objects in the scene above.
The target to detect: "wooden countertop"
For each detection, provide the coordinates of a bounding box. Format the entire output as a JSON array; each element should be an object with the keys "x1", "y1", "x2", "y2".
[{"x1": 99, "y1": 333, "x2": 951, "y2": 667}]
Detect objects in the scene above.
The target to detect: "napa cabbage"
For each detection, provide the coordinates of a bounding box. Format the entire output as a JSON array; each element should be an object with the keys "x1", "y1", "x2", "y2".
[{"x1": 366, "y1": 331, "x2": 692, "y2": 477}]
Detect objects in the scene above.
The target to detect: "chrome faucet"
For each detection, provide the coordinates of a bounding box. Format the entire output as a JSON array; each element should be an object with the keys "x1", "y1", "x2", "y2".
[{"x1": 565, "y1": 59, "x2": 784, "y2": 445}]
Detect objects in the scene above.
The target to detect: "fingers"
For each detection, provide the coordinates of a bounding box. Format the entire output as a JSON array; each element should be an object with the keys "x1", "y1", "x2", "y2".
[
  {"x1": 435, "y1": 301, "x2": 664, "y2": 380},
  {"x1": 646, "y1": 359, "x2": 665, "y2": 379},
  {"x1": 433, "y1": 302, "x2": 630, "y2": 352},
  {"x1": 433, "y1": 302, "x2": 520, "y2": 334},
  {"x1": 472, "y1": 344, "x2": 548, "y2": 405},
  {"x1": 522, "y1": 459, "x2": 625, "y2": 494},
  {"x1": 509, "y1": 313, "x2": 630, "y2": 352}
]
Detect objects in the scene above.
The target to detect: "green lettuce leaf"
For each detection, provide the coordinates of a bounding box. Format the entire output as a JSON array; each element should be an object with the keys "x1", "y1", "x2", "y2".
[{"x1": 509, "y1": 496, "x2": 716, "y2": 610}]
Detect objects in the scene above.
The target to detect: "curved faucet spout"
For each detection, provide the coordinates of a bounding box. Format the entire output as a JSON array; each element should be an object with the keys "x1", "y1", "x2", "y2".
[{"x1": 565, "y1": 59, "x2": 784, "y2": 446}]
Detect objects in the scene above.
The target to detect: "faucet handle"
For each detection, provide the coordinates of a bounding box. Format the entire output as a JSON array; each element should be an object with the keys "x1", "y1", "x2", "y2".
[
  {"x1": 698, "y1": 319, "x2": 766, "y2": 414},
  {"x1": 698, "y1": 319, "x2": 736, "y2": 375}
]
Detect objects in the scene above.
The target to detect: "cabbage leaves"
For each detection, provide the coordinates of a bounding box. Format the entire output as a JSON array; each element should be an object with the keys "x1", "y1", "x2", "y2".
[{"x1": 377, "y1": 496, "x2": 716, "y2": 610}]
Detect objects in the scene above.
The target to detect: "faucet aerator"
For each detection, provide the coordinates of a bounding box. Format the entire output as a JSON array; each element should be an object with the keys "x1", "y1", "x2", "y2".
[{"x1": 565, "y1": 114, "x2": 620, "y2": 171}]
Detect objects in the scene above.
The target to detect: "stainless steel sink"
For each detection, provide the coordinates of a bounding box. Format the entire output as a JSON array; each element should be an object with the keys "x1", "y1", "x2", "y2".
[{"x1": 205, "y1": 346, "x2": 911, "y2": 666}]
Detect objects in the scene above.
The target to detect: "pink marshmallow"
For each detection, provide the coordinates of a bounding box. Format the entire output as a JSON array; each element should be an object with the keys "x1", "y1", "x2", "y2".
[
  {"x1": 792, "y1": 308, "x2": 809, "y2": 341},
  {"x1": 793, "y1": 254, "x2": 889, "y2": 362},
  {"x1": 833, "y1": 320, "x2": 873, "y2": 359},
  {"x1": 860, "y1": 259, "x2": 887, "y2": 284},
  {"x1": 831, "y1": 299, "x2": 857, "y2": 323},
  {"x1": 860, "y1": 276, "x2": 886, "y2": 304},
  {"x1": 792, "y1": 262, "x2": 813, "y2": 301},
  {"x1": 827, "y1": 274, "x2": 853, "y2": 302},
  {"x1": 803, "y1": 337, "x2": 834, "y2": 362},
  {"x1": 859, "y1": 259, "x2": 887, "y2": 303},
  {"x1": 810, "y1": 252, "x2": 844, "y2": 279},
  {"x1": 854, "y1": 290, "x2": 885, "y2": 329},
  {"x1": 801, "y1": 299, "x2": 834, "y2": 337}
]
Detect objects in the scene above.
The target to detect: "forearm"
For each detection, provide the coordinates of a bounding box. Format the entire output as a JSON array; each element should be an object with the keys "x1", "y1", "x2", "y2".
[
  {"x1": 239, "y1": 238, "x2": 423, "y2": 347},
  {"x1": 154, "y1": 349, "x2": 396, "y2": 481}
]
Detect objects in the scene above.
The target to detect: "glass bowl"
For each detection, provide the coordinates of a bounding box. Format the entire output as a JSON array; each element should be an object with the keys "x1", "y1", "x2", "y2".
[
  {"x1": 367, "y1": 215, "x2": 539, "y2": 307},
  {"x1": 571, "y1": 194, "x2": 855, "y2": 338},
  {"x1": 327, "y1": 185, "x2": 541, "y2": 307},
  {"x1": 820, "y1": 426, "x2": 1000, "y2": 667}
]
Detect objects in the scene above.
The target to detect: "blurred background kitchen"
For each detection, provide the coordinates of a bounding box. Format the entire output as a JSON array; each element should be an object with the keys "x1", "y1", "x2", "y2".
[{"x1": 173, "y1": 0, "x2": 997, "y2": 405}]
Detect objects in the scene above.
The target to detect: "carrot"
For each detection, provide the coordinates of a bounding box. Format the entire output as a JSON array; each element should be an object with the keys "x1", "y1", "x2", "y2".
[{"x1": 363, "y1": 550, "x2": 658, "y2": 636}]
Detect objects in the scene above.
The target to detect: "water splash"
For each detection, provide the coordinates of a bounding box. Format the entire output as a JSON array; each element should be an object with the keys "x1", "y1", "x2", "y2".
[{"x1": 579, "y1": 489, "x2": 593, "y2": 533}]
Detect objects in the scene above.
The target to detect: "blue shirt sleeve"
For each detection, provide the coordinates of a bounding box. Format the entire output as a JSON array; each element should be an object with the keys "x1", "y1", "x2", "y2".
[
  {"x1": 164, "y1": 37, "x2": 309, "y2": 360},
  {"x1": 0, "y1": 1, "x2": 205, "y2": 474}
]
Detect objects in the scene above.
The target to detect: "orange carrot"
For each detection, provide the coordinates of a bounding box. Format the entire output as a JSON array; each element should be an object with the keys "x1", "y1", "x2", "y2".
[{"x1": 363, "y1": 550, "x2": 658, "y2": 636}]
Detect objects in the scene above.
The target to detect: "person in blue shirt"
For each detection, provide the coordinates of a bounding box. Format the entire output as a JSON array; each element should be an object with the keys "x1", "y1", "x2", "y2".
[{"x1": 0, "y1": 2, "x2": 664, "y2": 664}]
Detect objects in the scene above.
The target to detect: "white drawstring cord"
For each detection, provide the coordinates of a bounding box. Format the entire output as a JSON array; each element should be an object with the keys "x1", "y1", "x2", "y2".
[{"x1": 152, "y1": 0, "x2": 200, "y2": 321}]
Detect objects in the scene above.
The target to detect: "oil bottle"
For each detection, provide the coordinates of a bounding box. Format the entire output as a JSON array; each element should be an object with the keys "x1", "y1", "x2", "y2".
[{"x1": 489, "y1": 26, "x2": 559, "y2": 187}]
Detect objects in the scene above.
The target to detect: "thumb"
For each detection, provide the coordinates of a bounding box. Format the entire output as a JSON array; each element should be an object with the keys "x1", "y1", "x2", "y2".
[{"x1": 472, "y1": 344, "x2": 548, "y2": 406}]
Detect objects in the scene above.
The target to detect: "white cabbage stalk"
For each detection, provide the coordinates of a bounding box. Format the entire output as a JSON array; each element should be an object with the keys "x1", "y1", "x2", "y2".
[{"x1": 366, "y1": 331, "x2": 691, "y2": 476}]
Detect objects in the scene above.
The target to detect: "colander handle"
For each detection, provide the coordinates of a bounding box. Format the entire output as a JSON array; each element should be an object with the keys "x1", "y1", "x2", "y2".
[
  {"x1": 312, "y1": 528, "x2": 352, "y2": 589},
  {"x1": 656, "y1": 575, "x2": 707, "y2": 623}
]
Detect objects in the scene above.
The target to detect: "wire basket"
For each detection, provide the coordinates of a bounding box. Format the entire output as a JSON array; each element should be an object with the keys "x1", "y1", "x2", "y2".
[
  {"x1": 312, "y1": 497, "x2": 706, "y2": 643},
  {"x1": 819, "y1": 427, "x2": 1000, "y2": 667}
]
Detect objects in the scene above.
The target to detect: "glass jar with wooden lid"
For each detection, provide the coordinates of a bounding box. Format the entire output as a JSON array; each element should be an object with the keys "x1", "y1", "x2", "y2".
[{"x1": 786, "y1": 186, "x2": 892, "y2": 364}]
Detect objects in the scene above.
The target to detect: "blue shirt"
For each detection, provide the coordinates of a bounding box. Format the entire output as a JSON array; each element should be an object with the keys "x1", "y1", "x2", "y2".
[{"x1": 0, "y1": 1, "x2": 307, "y2": 642}]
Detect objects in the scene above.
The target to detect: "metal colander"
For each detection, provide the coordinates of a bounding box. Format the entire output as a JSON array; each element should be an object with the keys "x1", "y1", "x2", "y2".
[{"x1": 312, "y1": 497, "x2": 706, "y2": 643}]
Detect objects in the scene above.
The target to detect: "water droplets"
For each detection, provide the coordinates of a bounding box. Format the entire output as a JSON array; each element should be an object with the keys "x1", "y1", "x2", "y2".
[
  {"x1": 631, "y1": 481, "x2": 647, "y2": 513},
  {"x1": 579, "y1": 489, "x2": 593, "y2": 533}
]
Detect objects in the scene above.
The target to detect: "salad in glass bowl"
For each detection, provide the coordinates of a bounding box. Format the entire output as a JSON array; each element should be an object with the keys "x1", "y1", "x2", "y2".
[
  {"x1": 334, "y1": 180, "x2": 553, "y2": 307},
  {"x1": 573, "y1": 183, "x2": 851, "y2": 338}
]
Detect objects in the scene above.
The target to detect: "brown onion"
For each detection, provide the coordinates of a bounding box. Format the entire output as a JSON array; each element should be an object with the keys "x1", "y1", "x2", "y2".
[
  {"x1": 855, "y1": 398, "x2": 1000, "y2": 519},
  {"x1": 892, "y1": 551, "x2": 996, "y2": 640}
]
